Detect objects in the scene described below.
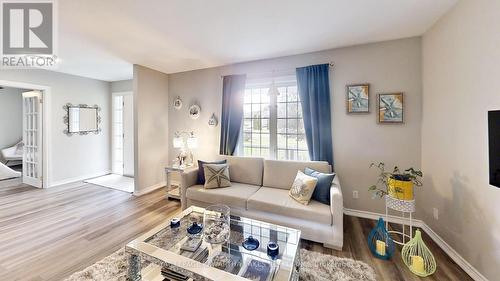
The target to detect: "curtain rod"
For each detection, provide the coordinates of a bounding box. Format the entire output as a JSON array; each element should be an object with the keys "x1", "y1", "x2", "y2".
[{"x1": 220, "y1": 62, "x2": 334, "y2": 78}]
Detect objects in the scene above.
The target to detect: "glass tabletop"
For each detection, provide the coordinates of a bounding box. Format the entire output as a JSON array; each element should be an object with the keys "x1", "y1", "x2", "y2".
[{"x1": 127, "y1": 206, "x2": 301, "y2": 281}]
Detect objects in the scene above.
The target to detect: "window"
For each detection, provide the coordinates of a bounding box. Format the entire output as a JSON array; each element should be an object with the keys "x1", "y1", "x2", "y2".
[{"x1": 239, "y1": 75, "x2": 309, "y2": 161}]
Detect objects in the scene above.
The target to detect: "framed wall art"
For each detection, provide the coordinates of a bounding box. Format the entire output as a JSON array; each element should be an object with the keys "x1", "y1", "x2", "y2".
[
  {"x1": 346, "y1": 84, "x2": 369, "y2": 113},
  {"x1": 378, "y1": 93, "x2": 404, "y2": 123}
]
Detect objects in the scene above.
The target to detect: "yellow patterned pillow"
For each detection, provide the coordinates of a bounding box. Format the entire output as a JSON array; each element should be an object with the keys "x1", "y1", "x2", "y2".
[{"x1": 289, "y1": 170, "x2": 318, "y2": 205}]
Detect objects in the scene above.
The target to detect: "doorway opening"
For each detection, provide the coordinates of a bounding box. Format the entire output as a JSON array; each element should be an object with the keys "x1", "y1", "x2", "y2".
[
  {"x1": 85, "y1": 91, "x2": 134, "y2": 193},
  {"x1": 0, "y1": 81, "x2": 49, "y2": 189}
]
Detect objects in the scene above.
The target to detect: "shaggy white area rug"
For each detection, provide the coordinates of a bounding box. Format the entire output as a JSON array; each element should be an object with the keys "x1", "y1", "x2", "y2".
[{"x1": 65, "y1": 248, "x2": 376, "y2": 281}]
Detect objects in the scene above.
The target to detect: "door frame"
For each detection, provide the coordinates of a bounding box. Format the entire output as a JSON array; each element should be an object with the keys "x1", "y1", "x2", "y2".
[
  {"x1": 111, "y1": 91, "x2": 133, "y2": 175},
  {"x1": 0, "y1": 79, "x2": 51, "y2": 188}
]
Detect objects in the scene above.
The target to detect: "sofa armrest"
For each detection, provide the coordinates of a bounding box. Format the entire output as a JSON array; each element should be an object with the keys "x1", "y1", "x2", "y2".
[
  {"x1": 180, "y1": 168, "x2": 199, "y2": 210},
  {"x1": 330, "y1": 179, "x2": 343, "y2": 227}
]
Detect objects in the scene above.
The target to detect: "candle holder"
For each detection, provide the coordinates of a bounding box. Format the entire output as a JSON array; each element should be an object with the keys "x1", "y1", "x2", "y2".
[
  {"x1": 401, "y1": 229, "x2": 436, "y2": 277},
  {"x1": 367, "y1": 217, "x2": 395, "y2": 260},
  {"x1": 170, "y1": 218, "x2": 181, "y2": 228},
  {"x1": 267, "y1": 242, "x2": 279, "y2": 259}
]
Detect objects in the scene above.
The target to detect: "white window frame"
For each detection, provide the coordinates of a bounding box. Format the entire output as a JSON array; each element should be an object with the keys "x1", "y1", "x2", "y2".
[{"x1": 237, "y1": 74, "x2": 309, "y2": 161}]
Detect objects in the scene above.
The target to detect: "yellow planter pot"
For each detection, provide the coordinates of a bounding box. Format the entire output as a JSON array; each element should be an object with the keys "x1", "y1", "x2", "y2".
[{"x1": 388, "y1": 178, "x2": 413, "y2": 200}]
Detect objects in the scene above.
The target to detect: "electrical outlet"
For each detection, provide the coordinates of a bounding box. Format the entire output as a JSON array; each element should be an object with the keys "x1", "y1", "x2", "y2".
[
  {"x1": 353, "y1": 190, "x2": 359, "y2": 199},
  {"x1": 433, "y1": 208, "x2": 439, "y2": 220}
]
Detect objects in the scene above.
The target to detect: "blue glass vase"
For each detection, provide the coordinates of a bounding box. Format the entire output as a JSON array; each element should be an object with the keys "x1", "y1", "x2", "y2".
[
  {"x1": 187, "y1": 222, "x2": 203, "y2": 238},
  {"x1": 242, "y1": 236, "x2": 260, "y2": 251}
]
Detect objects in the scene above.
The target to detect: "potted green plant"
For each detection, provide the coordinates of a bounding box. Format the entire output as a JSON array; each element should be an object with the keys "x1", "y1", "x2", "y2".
[{"x1": 368, "y1": 163, "x2": 423, "y2": 200}]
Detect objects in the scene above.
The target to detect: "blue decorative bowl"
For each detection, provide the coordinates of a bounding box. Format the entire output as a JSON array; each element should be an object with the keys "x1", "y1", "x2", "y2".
[
  {"x1": 187, "y1": 222, "x2": 203, "y2": 237},
  {"x1": 242, "y1": 236, "x2": 260, "y2": 251},
  {"x1": 267, "y1": 242, "x2": 279, "y2": 259}
]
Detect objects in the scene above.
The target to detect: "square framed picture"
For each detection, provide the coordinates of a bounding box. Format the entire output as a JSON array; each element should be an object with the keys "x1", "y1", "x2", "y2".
[
  {"x1": 378, "y1": 93, "x2": 404, "y2": 123},
  {"x1": 346, "y1": 84, "x2": 369, "y2": 113}
]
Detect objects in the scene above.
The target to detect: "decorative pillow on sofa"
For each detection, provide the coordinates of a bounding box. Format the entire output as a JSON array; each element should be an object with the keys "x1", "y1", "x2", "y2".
[
  {"x1": 203, "y1": 164, "x2": 231, "y2": 189},
  {"x1": 289, "y1": 170, "x2": 318, "y2": 205},
  {"x1": 197, "y1": 159, "x2": 227, "y2": 184},
  {"x1": 305, "y1": 167, "x2": 336, "y2": 205}
]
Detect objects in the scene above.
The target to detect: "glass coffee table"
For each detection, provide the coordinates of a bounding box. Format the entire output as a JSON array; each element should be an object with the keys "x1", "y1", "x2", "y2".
[{"x1": 126, "y1": 206, "x2": 301, "y2": 281}]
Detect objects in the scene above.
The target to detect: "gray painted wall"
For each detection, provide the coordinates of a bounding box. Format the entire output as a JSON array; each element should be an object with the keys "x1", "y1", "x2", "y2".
[
  {"x1": 168, "y1": 37, "x2": 422, "y2": 215},
  {"x1": 0, "y1": 69, "x2": 111, "y2": 186},
  {"x1": 422, "y1": 0, "x2": 500, "y2": 279},
  {"x1": 0, "y1": 87, "x2": 24, "y2": 162},
  {"x1": 133, "y1": 65, "x2": 169, "y2": 194},
  {"x1": 111, "y1": 79, "x2": 133, "y2": 93}
]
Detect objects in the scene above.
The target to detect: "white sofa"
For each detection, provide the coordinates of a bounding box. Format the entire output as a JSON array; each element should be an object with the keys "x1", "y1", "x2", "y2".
[
  {"x1": 180, "y1": 156, "x2": 343, "y2": 250},
  {"x1": 1, "y1": 141, "x2": 23, "y2": 166}
]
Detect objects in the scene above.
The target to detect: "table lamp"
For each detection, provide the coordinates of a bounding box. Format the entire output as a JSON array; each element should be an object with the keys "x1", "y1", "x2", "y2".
[{"x1": 173, "y1": 131, "x2": 197, "y2": 167}]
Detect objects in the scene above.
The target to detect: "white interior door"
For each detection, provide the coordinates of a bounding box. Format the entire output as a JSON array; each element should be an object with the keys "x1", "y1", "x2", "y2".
[
  {"x1": 112, "y1": 92, "x2": 134, "y2": 176},
  {"x1": 123, "y1": 94, "x2": 134, "y2": 176},
  {"x1": 22, "y1": 91, "x2": 43, "y2": 188}
]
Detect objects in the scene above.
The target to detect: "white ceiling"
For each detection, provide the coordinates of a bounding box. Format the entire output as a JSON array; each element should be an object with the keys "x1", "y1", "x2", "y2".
[{"x1": 56, "y1": 0, "x2": 458, "y2": 81}]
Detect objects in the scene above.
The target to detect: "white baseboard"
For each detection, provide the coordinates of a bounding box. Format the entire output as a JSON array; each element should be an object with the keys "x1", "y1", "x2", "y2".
[
  {"x1": 344, "y1": 208, "x2": 488, "y2": 281},
  {"x1": 418, "y1": 223, "x2": 488, "y2": 281},
  {"x1": 49, "y1": 171, "x2": 111, "y2": 188},
  {"x1": 133, "y1": 181, "x2": 165, "y2": 196}
]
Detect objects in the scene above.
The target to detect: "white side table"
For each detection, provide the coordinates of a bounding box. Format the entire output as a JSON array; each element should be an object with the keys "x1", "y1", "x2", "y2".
[
  {"x1": 385, "y1": 195, "x2": 415, "y2": 246},
  {"x1": 164, "y1": 165, "x2": 196, "y2": 200}
]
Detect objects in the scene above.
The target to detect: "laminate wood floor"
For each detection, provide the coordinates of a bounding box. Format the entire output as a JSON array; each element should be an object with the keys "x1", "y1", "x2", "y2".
[{"x1": 0, "y1": 180, "x2": 472, "y2": 281}]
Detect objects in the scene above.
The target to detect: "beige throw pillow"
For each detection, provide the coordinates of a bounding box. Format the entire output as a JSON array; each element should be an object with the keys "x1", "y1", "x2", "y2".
[
  {"x1": 203, "y1": 164, "x2": 231, "y2": 189},
  {"x1": 289, "y1": 170, "x2": 318, "y2": 205}
]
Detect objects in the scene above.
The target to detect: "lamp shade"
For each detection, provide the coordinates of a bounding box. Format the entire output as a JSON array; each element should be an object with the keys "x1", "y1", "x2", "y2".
[
  {"x1": 173, "y1": 136, "x2": 183, "y2": 148},
  {"x1": 187, "y1": 136, "x2": 198, "y2": 149}
]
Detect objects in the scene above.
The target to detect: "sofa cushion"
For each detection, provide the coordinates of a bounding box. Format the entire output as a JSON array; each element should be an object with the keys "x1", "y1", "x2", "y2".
[
  {"x1": 218, "y1": 155, "x2": 263, "y2": 186},
  {"x1": 263, "y1": 160, "x2": 331, "y2": 189},
  {"x1": 186, "y1": 182, "x2": 260, "y2": 209},
  {"x1": 247, "y1": 186, "x2": 332, "y2": 225}
]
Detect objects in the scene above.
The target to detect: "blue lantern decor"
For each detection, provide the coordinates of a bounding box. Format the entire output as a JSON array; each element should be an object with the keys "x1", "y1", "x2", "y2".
[{"x1": 367, "y1": 217, "x2": 396, "y2": 260}]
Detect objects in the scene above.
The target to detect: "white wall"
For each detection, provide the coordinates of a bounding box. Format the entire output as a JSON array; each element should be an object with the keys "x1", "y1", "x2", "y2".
[
  {"x1": 0, "y1": 69, "x2": 111, "y2": 186},
  {"x1": 422, "y1": 0, "x2": 500, "y2": 279},
  {"x1": 168, "y1": 37, "x2": 422, "y2": 214},
  {"x1": 133, "y1": 65, "x2": 169, "y2": 194},
  {"x1": 0, "y1": 87, "x2": 24, "y2": 162},
  {"x1": 111, "y1": 79, "x2": 133, "y2": 93}
]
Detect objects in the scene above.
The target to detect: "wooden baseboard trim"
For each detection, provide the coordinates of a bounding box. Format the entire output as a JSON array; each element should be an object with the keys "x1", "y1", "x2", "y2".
[{"x1": 343, "y1": 208, "x2": 488, "y2": 281}]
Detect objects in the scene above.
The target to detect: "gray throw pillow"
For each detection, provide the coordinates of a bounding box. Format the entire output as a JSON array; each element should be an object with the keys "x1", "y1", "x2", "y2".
[{"x1": 203, "y1": 164, "x2": 231, "y2": 189}]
